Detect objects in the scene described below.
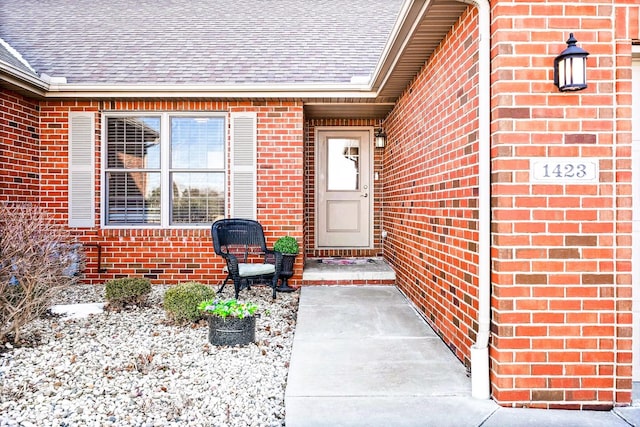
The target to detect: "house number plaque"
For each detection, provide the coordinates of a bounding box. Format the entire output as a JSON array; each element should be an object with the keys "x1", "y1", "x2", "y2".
[{"x1": 530, "y1": 158, "x2": 599, "y2": 184}]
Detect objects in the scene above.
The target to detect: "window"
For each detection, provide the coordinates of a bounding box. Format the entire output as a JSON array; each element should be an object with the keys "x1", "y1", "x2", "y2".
[{"x1": 104, "y1": 114, "x2": 226, "y2": 227}]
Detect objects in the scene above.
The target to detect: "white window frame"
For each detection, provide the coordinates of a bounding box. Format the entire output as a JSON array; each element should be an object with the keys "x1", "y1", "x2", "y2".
[{"x1": 101, "y1": 111, "x2": 227, "y2": 229}]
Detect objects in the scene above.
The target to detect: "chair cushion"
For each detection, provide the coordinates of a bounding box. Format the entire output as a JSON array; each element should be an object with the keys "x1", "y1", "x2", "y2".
[{"x1": 238, "y1": 263, "x2": 275, "y2": 277}]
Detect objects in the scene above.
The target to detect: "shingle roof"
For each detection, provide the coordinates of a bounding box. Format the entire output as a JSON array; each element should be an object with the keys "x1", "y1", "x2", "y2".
[
  {"x1": 0, "y1": 0, "x2": 403, "y2": 85},
  {"x1": 0, "y1": 38, "x2": 37, "y2": 77}
]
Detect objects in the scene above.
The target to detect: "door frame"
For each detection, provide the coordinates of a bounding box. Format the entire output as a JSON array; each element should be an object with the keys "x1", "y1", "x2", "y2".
[{"x1": 314, "y1": 126, "x2": 375, "y2": 250}]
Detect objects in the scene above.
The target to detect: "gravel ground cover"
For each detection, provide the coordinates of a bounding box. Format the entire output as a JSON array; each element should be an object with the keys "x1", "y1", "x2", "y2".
[{"x1": 0, "y1": 285, "x2": 299, "y2": 427}]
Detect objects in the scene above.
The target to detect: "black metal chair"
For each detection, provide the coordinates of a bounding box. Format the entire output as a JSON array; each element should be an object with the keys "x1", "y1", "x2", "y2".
[{"x1": 211, "y1": 218, "x2": 282, "y2": 299}]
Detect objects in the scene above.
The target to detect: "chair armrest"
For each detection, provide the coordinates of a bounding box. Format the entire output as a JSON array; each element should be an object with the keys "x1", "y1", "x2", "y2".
[
  {"x1": 264, "y1": 249, "x2": 283, "y2": 277},
  {"x1": 220, "y1": 252, "x2": 240, "y2": 277}
]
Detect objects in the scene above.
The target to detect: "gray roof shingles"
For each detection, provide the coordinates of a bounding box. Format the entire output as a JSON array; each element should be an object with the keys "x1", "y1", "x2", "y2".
[
  {"x1": 0, "y1": 41, "x2": 37, "y2": 77},
  {"x1": 0, "y1": 0, "x2": 403, "y2": 85}
]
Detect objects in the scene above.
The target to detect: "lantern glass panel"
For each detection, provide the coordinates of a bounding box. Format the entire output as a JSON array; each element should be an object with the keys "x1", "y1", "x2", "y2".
[
  {"x1": 573, "y1": 57, "x2": 585, "y2": 85},
  {"x1": 558, "y1": 58, "x2": 566, "y2": 88}
]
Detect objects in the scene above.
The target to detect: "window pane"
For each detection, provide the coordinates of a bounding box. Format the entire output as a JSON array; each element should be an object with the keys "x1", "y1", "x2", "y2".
[
  {"x1": 106, "y1": 172, "x2": 160, "y2": 224},
  {"x1": 171, "y1": 117, "x2": 224, "y2": 169},
  {"x1": 327, "y1": 137, "x2": 360, "y2": 191},
  {"x1": 171, "y1": 172, "x2": 224, "y2": 224},
  {"x1": 107, "y1": 117, "x2": 160, "y2": 169}
]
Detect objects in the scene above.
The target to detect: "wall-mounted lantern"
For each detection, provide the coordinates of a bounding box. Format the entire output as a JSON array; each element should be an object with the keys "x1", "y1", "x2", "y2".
[
  {"x1": 374, "y1": 128, "x2": 387, "y2": 148},
  {"x1": 553, "y1": 33, "x2": 589, "y2": 92}
]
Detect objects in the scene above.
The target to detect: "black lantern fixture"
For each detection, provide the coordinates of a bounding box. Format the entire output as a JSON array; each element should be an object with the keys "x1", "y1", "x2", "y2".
[
  {"x1": 374, "y1": 127, "x2": 387, "y2": 148},
  {"x1": 553, "y1": 33, "x2": 589, "y2": 92}
]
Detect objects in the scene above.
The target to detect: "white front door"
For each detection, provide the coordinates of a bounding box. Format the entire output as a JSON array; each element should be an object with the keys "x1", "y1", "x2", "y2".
[{"x1": 316, "y1": 129, "x2": 372, "y2": 248}]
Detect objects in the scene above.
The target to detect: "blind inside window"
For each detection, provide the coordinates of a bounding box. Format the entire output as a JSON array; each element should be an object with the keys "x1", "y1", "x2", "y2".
[
  {"x1": 169, "y1": 116, "x2": 226, "y2": 225},
  {"x1": 103, "y1": 114, "x2": 227, "y2": 226},
  {"x1": 105, "y1": 117, "x2": 161, "y2": 225}
]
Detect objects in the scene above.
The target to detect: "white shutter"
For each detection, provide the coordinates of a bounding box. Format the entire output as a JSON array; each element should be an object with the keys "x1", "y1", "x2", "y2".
[
  {"x1": 230, "y1": 112, "x2": 257, "y2": 220},
  {"x1": 68, "y1": 112, "x2": 95, "y2": 227}
]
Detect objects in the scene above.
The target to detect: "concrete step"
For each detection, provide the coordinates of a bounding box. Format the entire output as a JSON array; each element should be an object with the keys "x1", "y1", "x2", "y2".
[{"x1": 302, "y1": 257, "x2": 396, "y2": 285}]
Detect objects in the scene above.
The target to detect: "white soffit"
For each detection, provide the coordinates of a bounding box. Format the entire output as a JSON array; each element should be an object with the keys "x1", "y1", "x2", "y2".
[{"x1": 372, "y1": 0, "x2": 469, "y2": 99}]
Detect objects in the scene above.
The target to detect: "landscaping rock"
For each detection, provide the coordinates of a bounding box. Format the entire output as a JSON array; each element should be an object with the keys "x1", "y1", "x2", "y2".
[{"x1": 0, "y1": 285, "x2": 298, "y2": 427}]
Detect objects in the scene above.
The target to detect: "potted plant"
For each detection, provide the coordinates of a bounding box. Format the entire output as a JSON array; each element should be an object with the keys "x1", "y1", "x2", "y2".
[
  {"x1": 198, "y1": 298, "x2": 258, "y2": 346},
  {"x1": 273, "y1": 236, "x2": 299, "y2": 292}
]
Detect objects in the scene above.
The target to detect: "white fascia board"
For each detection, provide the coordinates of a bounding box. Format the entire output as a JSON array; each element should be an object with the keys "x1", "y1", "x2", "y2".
[
  {"x1": 42, "y1": 83, "x2": 378, "y2": 99},
  {"x1": 0, "y1": 60, "x2": 49, "y2": 94}
]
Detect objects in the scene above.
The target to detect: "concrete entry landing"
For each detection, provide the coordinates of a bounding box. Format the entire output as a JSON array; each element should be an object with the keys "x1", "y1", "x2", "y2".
[
  {"x1": 302, "y1": 257, "x2": 396, "y2": 285},
  {"x1": 285, "y1": 285, "x2": 497, "y2": 426}
]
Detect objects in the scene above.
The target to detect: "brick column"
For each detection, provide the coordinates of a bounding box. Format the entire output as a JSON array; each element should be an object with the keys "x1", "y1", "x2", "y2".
[{"x1": 489, "y1": 0, "x2": 634, "y2": 408}]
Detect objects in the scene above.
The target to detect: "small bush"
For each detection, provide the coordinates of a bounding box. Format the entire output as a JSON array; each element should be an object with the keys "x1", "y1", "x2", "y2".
[
  {"x1": 105, "y1": 277, "x2": 151, "y2": 310},
  {"x1": 273, "y1": 236, "x2": 299, "y2": 255},
  {"x1": 163, "y1": 281, "x2": 217, "y2": 324}
]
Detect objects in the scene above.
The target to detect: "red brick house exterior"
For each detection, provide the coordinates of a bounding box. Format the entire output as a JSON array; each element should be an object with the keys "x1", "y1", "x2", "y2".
[{"x1": 1, "y1": 0, "x2": 640, "y2": 410}]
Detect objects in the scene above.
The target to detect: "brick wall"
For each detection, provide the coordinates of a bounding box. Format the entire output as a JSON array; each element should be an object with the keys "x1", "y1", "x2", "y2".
[
  {"x1": 38, "y1": 99, "x2": 304, "y2": 286},
  {"x1": 488, "y1": 0, "x2": 634, "y2": 408},
  {"x1": 383, "y1": 0, "x2": 635, "y2": 408},
  {"x1": 0, "y1": 88, "x2": 40, "y2": 203},
  {"x1": 3, "y1": 0, "x2": 638, "y2": 410},
  {"x1": 383, "y1": 6, "x2": 480, "y2": 370},
  {"x1": 304, "y1": 118, "x2": 384, "y2": 259}
]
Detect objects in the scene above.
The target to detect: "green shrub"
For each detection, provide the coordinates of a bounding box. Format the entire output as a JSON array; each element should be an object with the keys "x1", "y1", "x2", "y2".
[
  {"x1": 273, "y1": 236, "x2": 299, "y2": 255},
  {"x1": 163, "y1": 281, "x2": 217, "y2": 323},
  {"x1": 105, "y1": 277, "x2": 151, "y2": 310}
]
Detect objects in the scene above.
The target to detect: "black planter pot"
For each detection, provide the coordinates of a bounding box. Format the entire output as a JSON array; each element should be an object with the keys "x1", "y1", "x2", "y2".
[
  {"x1": 277, "y1": 254, "x2": 297, "y2": 292},
  {"x1": 207, "y1": 315, "x2": 256, "y2": 346}
]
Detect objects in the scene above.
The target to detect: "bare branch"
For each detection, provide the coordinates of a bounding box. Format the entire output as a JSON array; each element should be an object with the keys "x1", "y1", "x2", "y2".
[{"x1": 0, "y1": 203, "x2": 86, "y2": 343}]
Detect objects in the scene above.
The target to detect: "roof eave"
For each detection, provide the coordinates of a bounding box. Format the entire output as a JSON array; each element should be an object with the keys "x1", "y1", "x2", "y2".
[
  {"x1": 0, "y1": 60, "x2": 48, "y2": 97},
  {"x1": 369, "y1": 0, "x2": 425, "y2": 93},
  {"x1": 40, "y1": 83, "x2": 377, "y2": 99},
  {"x1": 369, "y1": 0, "x2": 470, "y2": 100}
]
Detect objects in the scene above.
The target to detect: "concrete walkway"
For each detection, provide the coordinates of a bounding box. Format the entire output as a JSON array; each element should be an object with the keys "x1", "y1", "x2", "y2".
[{"x1": 285, "y1": 286, "x2": 640, "y2": 426}]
